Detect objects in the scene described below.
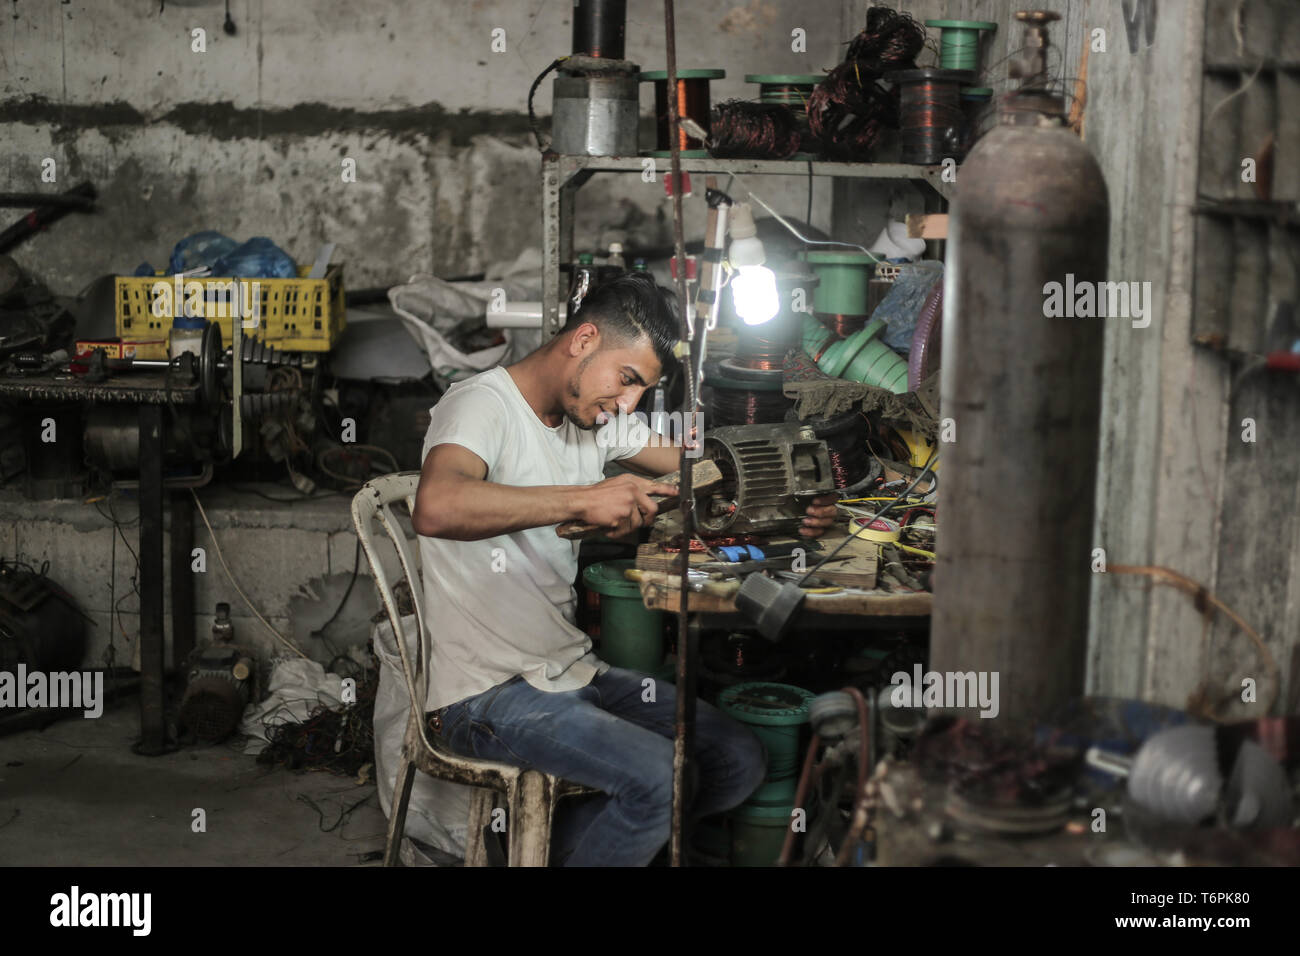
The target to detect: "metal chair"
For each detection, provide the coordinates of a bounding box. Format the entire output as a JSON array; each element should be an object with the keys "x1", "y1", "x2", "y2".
[{"x1": 351, "y1": 471, "x2": 590, "y2": 867}]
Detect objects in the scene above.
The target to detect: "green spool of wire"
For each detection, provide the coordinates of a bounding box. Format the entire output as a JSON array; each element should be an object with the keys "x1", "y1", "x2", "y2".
[
  {"x1": 803, "y1": 249, "x2": 876, "y2": 315},
  {"x1": 744, "y1": 74, "x2": 823, "y2": 115},
  {"x1": 718, "y1": 681, "x2": 815, "y2": 782},
  {"x1": 925, "y1": 19, "x2": 997, "y2": 74}
]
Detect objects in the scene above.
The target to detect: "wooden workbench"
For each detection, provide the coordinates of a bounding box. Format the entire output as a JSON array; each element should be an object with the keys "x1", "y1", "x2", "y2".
[{"x1": 634, "y1": 529, "x2": 932, "y2": 617}]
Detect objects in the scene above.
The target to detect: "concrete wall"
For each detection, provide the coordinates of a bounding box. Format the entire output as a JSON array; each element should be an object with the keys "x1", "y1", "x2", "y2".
[
  {"x1": 1, "y1": 0, "x2": 846, "y2": 294},
  {"x1": 0, "y1": 485, "x2": 402, "y2": 671}
]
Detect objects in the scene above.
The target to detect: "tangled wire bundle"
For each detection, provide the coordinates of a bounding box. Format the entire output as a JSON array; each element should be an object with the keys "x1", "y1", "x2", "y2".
[
  {"x1": 807, "y1": 5, "x2": 927, "y2": 159},
  {"x1": 256, "y1": 673, "x2": 378, "y2": 777},
  {"x1": 709, "y1": 100, "x2": 802, "y2": 159}
]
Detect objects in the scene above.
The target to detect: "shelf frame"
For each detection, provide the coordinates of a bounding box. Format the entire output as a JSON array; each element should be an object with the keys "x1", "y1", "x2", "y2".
[{"x1": 540, "y1": 153, "x2": 954, "y2": 338}]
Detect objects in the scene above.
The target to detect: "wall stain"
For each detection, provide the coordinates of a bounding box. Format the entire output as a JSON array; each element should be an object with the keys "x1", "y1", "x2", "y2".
[{"x1": 5, "y1": 95, "x2": 533, "y2": 148}]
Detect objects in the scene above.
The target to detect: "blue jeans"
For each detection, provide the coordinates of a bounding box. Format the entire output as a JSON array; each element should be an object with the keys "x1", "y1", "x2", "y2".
[{"x1": 438, "y1": 666, "x2": 767, "y2": 866}]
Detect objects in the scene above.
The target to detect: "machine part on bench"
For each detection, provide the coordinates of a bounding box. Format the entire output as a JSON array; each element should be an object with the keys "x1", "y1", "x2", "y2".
[
  {"x1": 199, "y1": 319, "x2": 221, "y2": 406},
  {"x1": 552, "y1": 70, "x2": 640, "y2": 157},
  {"x1": 735, "y1": 572, "x2": 807, "y2": 642},
  {"x1": 83, "y1": 405, "x2": 210, "y2": 474},
  {"x1": 699, "y1": 422, "x2": 836, "y2": 536}
]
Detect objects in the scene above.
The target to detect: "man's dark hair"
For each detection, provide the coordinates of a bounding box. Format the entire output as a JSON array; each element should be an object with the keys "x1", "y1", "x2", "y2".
[{"x1": 564, "y1": 272, "x2": 680, "y2": 379}]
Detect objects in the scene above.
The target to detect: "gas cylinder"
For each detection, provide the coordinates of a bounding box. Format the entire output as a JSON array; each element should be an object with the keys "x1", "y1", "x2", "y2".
[{"x1": 930, "y1": 11, "x2": 1110, "y2": 723}]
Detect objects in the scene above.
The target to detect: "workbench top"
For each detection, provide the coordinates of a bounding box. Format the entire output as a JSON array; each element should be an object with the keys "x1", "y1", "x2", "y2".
[
  {"x1": 634, "y1": 530, "x2": 932, "y2": 618},
  {"x1": 0, "y1": 369, "x2": 200, "y2": 404}
]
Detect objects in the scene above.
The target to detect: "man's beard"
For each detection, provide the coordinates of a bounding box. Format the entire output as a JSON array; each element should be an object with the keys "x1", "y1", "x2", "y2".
[{"x1": 564, "y1": 353, "x2": 598, "y2": 430}]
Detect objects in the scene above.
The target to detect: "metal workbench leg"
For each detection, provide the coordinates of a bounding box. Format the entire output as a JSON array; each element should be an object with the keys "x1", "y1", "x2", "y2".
[
  {"x1": 170, "y1": 489, "x2": 195, "y2": 669},
  {"x1": 560, "y1": 180, "x2": 577, "y2": 270},
  {"x1": 135, "y1": 403, "x2": 168, "y2": 755},
  {"x1": 542, "y1": 156, "x2": 562, "y2": 340},
  {"x1": 671, "y1": 616, "x2": 701, "y2": 865}
]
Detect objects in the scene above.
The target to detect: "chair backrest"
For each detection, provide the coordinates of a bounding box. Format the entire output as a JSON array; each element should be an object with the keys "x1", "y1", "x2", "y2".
[{"x1": 351, "y1": 472, "x2": 429, "y2": 727}]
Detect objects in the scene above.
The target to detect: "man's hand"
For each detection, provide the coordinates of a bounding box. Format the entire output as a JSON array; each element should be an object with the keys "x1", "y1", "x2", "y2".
[
  {"x1": 576, "y1": 474, "x2": 679, "y2": 538},
  {"x1": 797, "y1": 493, "x2": 840, "y2": 538}
]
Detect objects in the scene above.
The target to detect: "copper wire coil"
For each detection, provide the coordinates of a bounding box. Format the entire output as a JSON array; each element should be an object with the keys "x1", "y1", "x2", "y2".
[
  {"x1": 816, "y1": 311, "x2": 872, "y2": 338},
  {"x1": 710, "y1": 386, "x2": 792, "y2": 427},
  {"x1": 709, "y1": 100, "x2": 801, "y2": 160},
  {"x1": 804, "y1": 7, "x2": 924, "y2": 159},
  {"x1": 735, "y1": 329, "x2": 799, "y2": 370},
  {"x1": 813, "y1": 409, "x2": 873, "y2": 489},
  {"x1": 898, "y1": 74, "x2": 967, "y2": 165},
  {"x1": 827, "y1": 440, "x2": 872, "y2": 489},
  {"x1": 652, "y1": 77, "x2": 713, "y2": 152}
]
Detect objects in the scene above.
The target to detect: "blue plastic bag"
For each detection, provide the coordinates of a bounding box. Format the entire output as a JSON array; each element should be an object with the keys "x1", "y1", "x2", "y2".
[
  {"x1": 876, "y1": 261, "x2": 944, "y2": 354},
  {"x1": 209, "y1": 237, "x2": 298, "y2": 279},
  {"x1": 168, "y1": 231, "x2": 239, "y2": 274}
]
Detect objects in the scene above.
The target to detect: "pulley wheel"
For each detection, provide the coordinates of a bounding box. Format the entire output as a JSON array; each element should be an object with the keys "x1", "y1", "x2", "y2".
[{"x1": 199, "y1": 321, "x2": 221, "y2": 406}]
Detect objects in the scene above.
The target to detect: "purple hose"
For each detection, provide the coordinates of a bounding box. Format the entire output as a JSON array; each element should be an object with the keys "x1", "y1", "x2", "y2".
[{"x1": 908, "y1": 279, "x2": 943, "y2": 392}]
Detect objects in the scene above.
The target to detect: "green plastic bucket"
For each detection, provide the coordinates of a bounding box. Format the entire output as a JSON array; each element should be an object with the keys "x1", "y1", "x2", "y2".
[
  {"x1": 804, "y1": 250, "x2": 876, "y2": 316},
  {"x1": 729, "y1": 801, "x2": 796, "y2": 866},
  {"x1": 582, "y1": 560, "x2": 665, "y2": 673},
  {"x1": 718, "y1": 681, "x2": 814, "y2": 782}
]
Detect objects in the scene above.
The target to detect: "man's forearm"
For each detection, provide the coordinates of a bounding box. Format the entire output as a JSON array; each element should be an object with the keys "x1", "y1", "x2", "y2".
[{"x1": 414, "y1": 475, "x2": 582, "y2": 540}]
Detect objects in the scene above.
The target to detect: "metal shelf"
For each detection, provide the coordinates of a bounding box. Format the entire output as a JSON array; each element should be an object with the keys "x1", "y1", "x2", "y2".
[{"x1": 541, "y1": 152, "x2": 953, "y2": 337}]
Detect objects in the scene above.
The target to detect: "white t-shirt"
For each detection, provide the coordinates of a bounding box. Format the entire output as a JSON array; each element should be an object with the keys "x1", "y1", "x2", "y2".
[{"x1": 417, "y1": 366, "x2": 648, "y2": 711}]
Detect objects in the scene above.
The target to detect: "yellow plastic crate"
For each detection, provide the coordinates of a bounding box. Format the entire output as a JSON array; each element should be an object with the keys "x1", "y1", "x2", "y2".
[{"x1": 116, "y1": 263, "x2": 346, "y2": 360}]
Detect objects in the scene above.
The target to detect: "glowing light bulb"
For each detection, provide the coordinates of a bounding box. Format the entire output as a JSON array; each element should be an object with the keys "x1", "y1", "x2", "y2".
[{"x1": 731, "y1": 264, "x2": 779, "y2": 325}]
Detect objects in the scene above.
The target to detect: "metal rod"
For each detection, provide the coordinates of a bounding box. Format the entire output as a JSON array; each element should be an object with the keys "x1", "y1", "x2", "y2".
[
  {"x1": 135, "y1": 404, "x2": 167, "y2": 755},
  {"x1": 170, "y1": 490, "x2": 195, "y2": 668},
  {"x1": 664, "y1": 0, "x2": 696, "y2": 869}
]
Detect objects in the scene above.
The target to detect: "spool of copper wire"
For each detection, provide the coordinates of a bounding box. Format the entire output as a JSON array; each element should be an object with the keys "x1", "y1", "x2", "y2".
[
  {"x1": 710, "y1": 387, "x2": 792, "y2": 426},
  {"x1": 708, "y1": 359, "x2": 791, "y2": 427},
  {"x1": 893, "y1": 68, "x2": 974, "y2": 165},
  {"x1": 744, "y1": 74, "x2": 823, "y2": 157},
  {"x1": 815, "y1": 312, "x2": 871, "y2": 339},
  {"x1": 728, "y1": 270, "x2": 814, "y2": 369},
  {"x1": 734, "y1": 329, "x2": 798, "y2": 370},
  {"x1": 642, "y1": 69, "x2": 725, "y2": 155},
  {"x1": 810, "y1": 408, "x2": 874, "y2": 490},
  {"x1": 709, "y1": 101, "x2": 801, "y2": 160}
]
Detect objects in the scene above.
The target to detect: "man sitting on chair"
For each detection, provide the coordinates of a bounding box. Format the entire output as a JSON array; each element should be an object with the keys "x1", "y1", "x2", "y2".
[{"x1": 411, "y1": 272, "x2": 837, "y2": 865}]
